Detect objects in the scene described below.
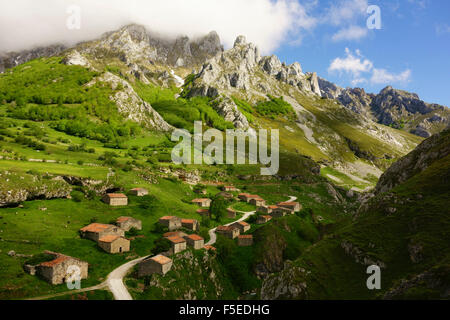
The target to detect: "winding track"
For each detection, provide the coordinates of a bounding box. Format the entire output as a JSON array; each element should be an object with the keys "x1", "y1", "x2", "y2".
[{"x1": 28, "y1": 196, "x2": 297, "y2": 300}]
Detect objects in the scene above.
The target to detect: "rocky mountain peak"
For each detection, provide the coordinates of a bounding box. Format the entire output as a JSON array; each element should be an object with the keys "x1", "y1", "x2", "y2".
[{"x1": 234, "y1": 35, "x2": 248, "y2": 47}]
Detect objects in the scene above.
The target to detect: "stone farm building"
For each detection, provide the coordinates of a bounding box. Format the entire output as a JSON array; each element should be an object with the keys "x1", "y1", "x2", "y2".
[
  {"x1": 223, "y1": 186, "x2": 238, "y2": 192},
  {"x1": 116, "y1": 216, "x2": 142, "y2": 231},
  {"x1": 98, "y1": 235, "x2": 130, "y2": 254},
  {"x1": 192, "y1": 198, "x2": 212, "y2": 208},
  {"x1": 216, "y1": 192, "x2": 234, "y2": 200},
  {"x1": 238, "y1": 194, "x2": 260, "y2": 203},
  {"x1": 138, "y1": 255, "x2": 173, "y2": 277},
  {"x1": 227, "y1": 208, "x2": 237, "y2": 219},
  {"x1": 102, "y1": 193, "x2": 128, "y2": 206},
  {"x1": 216, "y1": 225, "x2": 240, "y2": 239},
  {"x1": 238, "y1": 235, "x2": 254, "y2": 247},
  {"x1": 181, "y1": 219, "x2": 199, "y2": 231},
  {"x1": 249, "y1": 197, "x2": 266, "y2": 207},
  {"x1": 167, "y1": 236, "x2": 187, "y2": 254},
  {"x1": 129, "y1": 188, "x2": 149, "y2": 197},
  {"x1": 159, "y1": 216, "x2": 182, "y2": 231},
  {"x1": 184, "y1": 234, "x2": 205, "y2": 249},
  {"x1": 163, "y1": 231, "x2": 187, "y2": 238},
  {"x1": 257, "y1": 205, "x2": 278, "y2": 214},
  {"x1": 231, "y1": 221, "x2": 251, "y2": 233},
  {"x1": 278, "y1": 202, "x2": 302, "y2": 212},
  {"x1": 271, "y1": 206, "x2": 294, "y2": 218},
  {"x1": 196, "y1": 209, "x2": 210, "y2": 216},
  {"x1": 33, "y1": 251, "x2": 88, "y2": 285},
  {"x1": 80, "y1": 223, "x2": 125, "y2": 242},
  {"x1": 256, "y1": 215, "x2": 273, "y2": 224}
]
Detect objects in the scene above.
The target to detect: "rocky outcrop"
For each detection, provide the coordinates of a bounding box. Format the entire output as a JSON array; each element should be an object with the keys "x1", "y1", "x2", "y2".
[
  {"x1": 375, "y1": 129, "x2": 450, "y2": 194},
  {"x1": 212, "y1": 97, "x2": 249, "y2": 128},
  {"x1": 86, "y1": 72, "x2": 173, "y2": 132}
]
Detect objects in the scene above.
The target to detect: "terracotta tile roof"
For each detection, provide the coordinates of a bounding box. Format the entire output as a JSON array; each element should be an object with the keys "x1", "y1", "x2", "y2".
[
  {"x1": 99, "y1": 235, "x2": 121, "y2": 243},
  {"x1": 278, "y1": 202, "x2": 298, "y2": 206},
  {"x1": 187, "y1": 234, "x2": 204, "y2": 241},
  {"x1": 238, "y1": 235, "x2": 253, "y2": 239},
  {"x1": 181, "y1": 219, "x2": 196, "y2": 224},
  {"x1": 196, "y1": 209, "x2": 209, "y2": 214},
  {"x1": 116, "y1": 216, "x2": 132, "y2": 223},
  {"x1": 167, "y1": 236, "x2": 186, "y2": 244},
  {"x1": 159, "y1": 216, "x2": 175, "y2": 221},
  {"x1": 151, "y1": 255, "x2": 172, "y2": 265},
  {"x1": 105, "y1": 193, "x2": 127, "y2": 198},
  {"x1": 247, "y1": 195, "x2": 260, "y2": 199},
  {"x1": 261, "y1": 215, "x2": 272, "y2": 220},
  {"x1": 268, "y1": 205, "x2": 279, "y2": 209},
  {"x1": 40, "y1": 255, "x2": 70, "y2": 267},
  {"x1": 235, "y1": 221, "x2": 250, "y2": 227},
  {"x1": 216, "y1": 225, "x2": 234, "y2": 232},
  {"x1": 163, "y1": 231, "x2": 183, "y2": 238},
  {"x1": 80, "y1": 223, "x2": 112, "y2": 233},
  {"x1": 204, "y1": 245, "x2": 216, "y2": 251}
]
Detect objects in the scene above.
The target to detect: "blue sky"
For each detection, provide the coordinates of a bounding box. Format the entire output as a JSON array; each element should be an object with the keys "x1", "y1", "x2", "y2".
[{"x1": 274, "y1": 0, "x2": 450, "y2": 105}]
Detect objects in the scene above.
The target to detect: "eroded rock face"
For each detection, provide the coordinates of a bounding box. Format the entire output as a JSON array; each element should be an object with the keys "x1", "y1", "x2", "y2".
[{"x1": 212, "y1": 97, "x2": 249, "y2": 129}]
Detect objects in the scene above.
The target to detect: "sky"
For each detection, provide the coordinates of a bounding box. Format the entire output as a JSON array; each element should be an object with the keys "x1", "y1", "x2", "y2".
[{"x1": 0, "y1": 0, "x2": 449, "y2": 105}]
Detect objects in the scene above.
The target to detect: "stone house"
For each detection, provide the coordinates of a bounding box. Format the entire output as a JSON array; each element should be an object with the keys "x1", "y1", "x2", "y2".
[
  {"x1": 34, "y1": 251, "x2": 88, "y2": 285},
  {"x1": 238, "y1": 194, "x2": 260, "y2": 203},
  {"x1": 216, "y1": 225, "x2": 240, "y2": 239},
  {"x1": 238, "y1": 235, "x2": 253, "y2": 247},
  {"x1": 231, "y1": 221, "x2": 251, "y2": 233},
  {"x1": 159, "y1": 216, "x2": 182, "y2": 231},
  {"x1": 129, "y1": 188, "x2": 149, "y2": 197},
  {"x1": 79, "y1": 223, "x2": 125, "y2": 242},
  {"x1": 277, "y1": 202, "x2": 302, "y2": 212},
  {"x1": 116, "y1": 216, "x2": 142, "y2": 232},
  {"x1": 249, "y1": 197, "x2": 266, "y2": 207},
  {"x1": 167, "y1": 236, "x2": 187, "y2": 254},
  {"x1": 204, "y1": 245, "x2": 217, "y2": 252},
  {"x1": 184, "y1": 234, "x2": 204, "y2": 249},
  {"x1": 223, "y1": 186, "x2": 238, "y2": 192},
  {"x1": 227, "y1": 208, "x2": 237, "y2": 219},
  {"x1": 256, "y1": 215, "x2": 272, "y2": 224},
  {"x1": 163, "y1": 231, "x2": 187, "y2": 238},
  {"x1": 271, "y1": 206, "x2": 294, "y2": 218},
  {"x1": 257, "y1": 205, "x2": 278, "y2": 214},
  {"x1": 192, "y1": 198, "x2": 212, "y2": 208},
  {"x1": 97, "y1": 235, "x2": 130, "y2": 254},
  {"x1": 196, "y1": 209, "x2": 210, "y2": 217},
  {"x1": 102, "y1": 193, "x2": 128, "y2": 206},
  {"x1": 181, "y1": 219, "x2": 199, "y2": 231},
  {"x1": 138, "y1": 255, "x2": 173, "y2": 277},
  {"x1": 216, "y1": 191, "x2": 234, "y2": 200}
]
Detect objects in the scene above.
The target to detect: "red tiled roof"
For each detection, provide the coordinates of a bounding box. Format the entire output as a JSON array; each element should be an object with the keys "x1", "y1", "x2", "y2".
[
  {"x1": 181, "y1": 219, "x2": 196, "y2": 224},
  {"x1": 98, "y1": 235, "x2": 121, "y2": 243},
  {"x1": 167, "y1": 236, "x2": 186, "y2": 244},
  {"x1": 196, "y1": 209, "x2": 209, "y2": 213},
  {"x1": 216, "y1": 225, "x2": 234, "y2": 232},
  {"x1": 159, "y1": 216, "x2": 175, "y2": 221},
  {"x1": 236, "y1": 221, "x2": 250, "y2": 227},
  {"x1": 116, "y1": 216, "x2": 132, "y2": 223},
  {"x1": 187, "y1": 234, "x2": 204, "y2": 241},
  {"x1": 80, "y1": 223, "x2": 112, "y2": 233},
  {"x1": 105, "y1": 193, "x2": 127, "y2": 198},
  {"x1": 268, "y1": 205, "x2": 279, "y2": 209},
  {"x1": 278, "y1": 202, "x2": 298, "y2": 206},
  {"x1": 261, "y1": 215, "x2": 272, "y2": 220},
  {"x1": 151, "y1": 255, "x2": 172, "y2": 265},
  {"x1": 204, "y1": 245, "x2": 216, "y2": 251},
  {"x1": 40, "y1": 255, "x2": 70, "y2": 267},
  {"x1": 238, "y1": 235, "x2": 253, "y2": 239},
  {"x1": 163, "y1": 231, "x2": 183, "y2": 238}
]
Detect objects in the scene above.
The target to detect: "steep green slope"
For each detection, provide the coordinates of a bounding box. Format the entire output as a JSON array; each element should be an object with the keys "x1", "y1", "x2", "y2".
[{"x1": 260, "y1": 130, "x2": 450, "y2": 299}]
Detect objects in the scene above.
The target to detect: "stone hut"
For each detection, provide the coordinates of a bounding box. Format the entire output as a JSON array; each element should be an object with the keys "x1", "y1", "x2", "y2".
[
  {"x1": 192, "y1": 198, "x2": 212, "y2": 208},
  {"x1": 216, "y1": 192, "x2": 234, "y2": 200},
  {"x1": 256, "y1": 215, "x2": 272, "y2": 224},
  {"x1": 159, "y1": 216, "x2": 182, "y2": 231},
  {"x1": 163, "y1": 231, "x2": 188, "y2": 238},
  {"x1": 79, "y1": 223, "x2": 125, "y2": 242},
  {"x1": 116, "y1": 216, "x2": 142, "y2": 232},
  {"x1": 227, "y1": 208, "x2": 237, "y2": 219},
  {"x1": 129, "y1": 188, "x2": 149, "y2": 197},
  {"x1": 249, "y1": 197, "x2": 266, "y2": 207},
  {"x1": 181, "y1": 219, "x2": 199, "y2": 231},
  {"x1": 271, "y1": 206, "x2": 293, "y2": 218},
  {"x1": 184, "y1": 234, "x2": 204, "y2": 249},
  {"x1": 35, "y1": 251, "x2": 88, "y2": 285},
  {"x1": 216, "y1": 225, "x2": 240, "y2": 239},
  {"x1": 223, "y1": 186, "x2": 238, "y2": 192},
  {"x1": 204, "y1": 245, "x2": 217, "y2": 252},
  {"x1": 167, "y1": 236, "x2": 187, "y2": 254},
  {"x1": 102, "y1": 193, "x2": 128, "y2": 206},
  {"x1": 238, "y1": 194, "x2": 260, "y2": 203},
  {"x1": 138, "y1": 255, "x2": 173, "y2": 277},
  {"x1": 231, "y1": 221, "x2": 251, "y2": 233},
  {"x1": 196, "y1": 209, "x2": 210, "y2": 217},
  {"x1": 97, "y1": 235, "x2": 130, "y2": 254},
  {"x1": 257, "y1": 205, "x2": 278, "y2": 214},
  {"x1": 278, "y1": 202, "x2": 302, "y2": 212},
  {"x1": 238, "y1": 235, "x2": 253, "y2": 247}
]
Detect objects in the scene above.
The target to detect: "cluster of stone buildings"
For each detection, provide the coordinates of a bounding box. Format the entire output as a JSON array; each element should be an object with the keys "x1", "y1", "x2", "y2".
[
  {"x1": 79, "y1": 216, "x2": 142, "y2": 254},
  {"x1": 256, "y1": 201, "x2": 302, "y2": 218},
  {"x1": 216, "y1": 221, "x2": 253, "y2": 247},
  {"x1": 101, "y1": 188, "x2": 149, "y2": 206}
]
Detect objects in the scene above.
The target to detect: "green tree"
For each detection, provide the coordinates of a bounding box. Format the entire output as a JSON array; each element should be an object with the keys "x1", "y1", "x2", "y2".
[{"x1": 210, "y1": 195, "x2": 228, "y2": 222}]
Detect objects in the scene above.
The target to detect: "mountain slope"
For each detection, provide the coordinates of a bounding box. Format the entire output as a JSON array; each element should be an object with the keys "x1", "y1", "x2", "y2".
[{"x1": 260, "y1": 129, "x2": 450, "y2": 299}]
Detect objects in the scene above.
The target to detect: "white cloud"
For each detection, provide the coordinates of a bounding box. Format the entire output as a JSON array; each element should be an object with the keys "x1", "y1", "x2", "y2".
[
  {"x1": 371, "y1": 68, "x2": 411, "y2": 85},
  {"x1": 332, "y1": 25, "x2": 368, "y2": 42},
  {"x1": 329, "y1": 48, "x2": 412, "y2": 86},
  {"x1": 0, "y1": 0, "x2": 316, "y2": 54},
  {"x1": 328, "y1": 48, "x2": 373, "y2": 76},
  {"x1": 324, "y1": 0, "x2": 368, "y2": 26},
  {"x1": 436, "y1": 23, "x2": 450, "y2": 35}
]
